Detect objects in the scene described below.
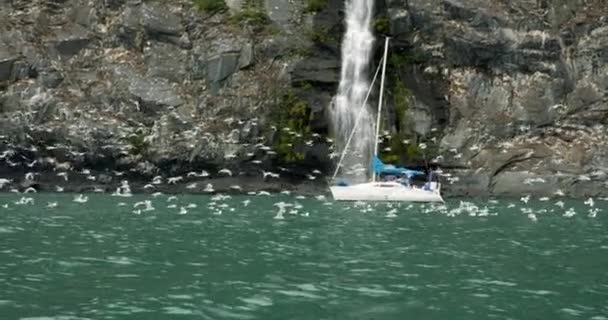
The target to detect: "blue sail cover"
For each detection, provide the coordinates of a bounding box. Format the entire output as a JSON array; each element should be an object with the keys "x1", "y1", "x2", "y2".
[{"x1": 372, "y1": 156, "x2": 425, "y2": 178}]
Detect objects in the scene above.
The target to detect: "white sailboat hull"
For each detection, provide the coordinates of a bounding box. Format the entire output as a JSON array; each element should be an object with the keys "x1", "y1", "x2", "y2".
[
  {"x1": 330, "y1": 181, "x2": 444, "y2": 203},
  {"x1": 329, "y1": 37, "x2": 445, "y2": 203}
]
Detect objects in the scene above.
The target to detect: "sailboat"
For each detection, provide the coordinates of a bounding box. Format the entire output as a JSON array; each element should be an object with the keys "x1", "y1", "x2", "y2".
[{"x1": 329, "y1": 37, "x2": 444, "y2": 203}]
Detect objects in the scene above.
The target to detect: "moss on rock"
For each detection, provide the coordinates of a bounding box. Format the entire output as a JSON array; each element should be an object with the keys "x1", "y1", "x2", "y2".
[
  {"x1": 192, "y1": 0, "x2": 227, "y2": 13},
  {"x1": 271, "y1": 92, "x2": 312, "y2": 163},
  {"x1": 125, "y1": 128, "x2": 150, "y2": 156},
  {"x1": 373, "y1": 16, "x2": 390, "y2": 35},
  {"x1": 305, "y1": 26, "x2": 333, "y2": 43},
  {"x1": 304, "y1": 0, "x2": 329, "y2": 13}
]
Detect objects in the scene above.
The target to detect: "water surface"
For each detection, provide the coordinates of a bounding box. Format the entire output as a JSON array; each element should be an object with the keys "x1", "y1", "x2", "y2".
[{"x1": 1, "y1": 194, "x2": 607, "y2": 319}]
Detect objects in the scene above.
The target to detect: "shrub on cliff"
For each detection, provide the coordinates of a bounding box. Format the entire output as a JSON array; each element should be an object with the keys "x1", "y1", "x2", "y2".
[
  {"x1": 373, "y1": 16, "x2": 390, "y2": 35},
  {"x1": 305, "y1": 0, "x2": 328, "y2": 13},
  {"x1": 272, "y1": 92, "x2": 312, "y2": 163},
  {"x1": 229, "y1": 8, "x2": 269, "y2": 27},
  {"x1": 305, "y1": 26, "x2": 336, "y2": 43},
  {"x1": 193, "y1": 0, "x2": 227, "y2": 13}
]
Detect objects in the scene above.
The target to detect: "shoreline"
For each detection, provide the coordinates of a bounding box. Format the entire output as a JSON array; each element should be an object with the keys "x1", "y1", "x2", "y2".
[
  {"x1": 2, "y1": 150, "x2": 608, "y2": 200},
  {"x1": 0, "y1": 163, "x2": 330, "y2": 197},
  {"x1": 2, "y1": 167, "x2": 607, "y2": 201}
]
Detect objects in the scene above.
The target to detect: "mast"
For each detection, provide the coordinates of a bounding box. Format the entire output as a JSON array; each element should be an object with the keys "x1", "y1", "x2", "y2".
[{"x1": 372, "y1": 36, "x2": 390, "y2": 182}]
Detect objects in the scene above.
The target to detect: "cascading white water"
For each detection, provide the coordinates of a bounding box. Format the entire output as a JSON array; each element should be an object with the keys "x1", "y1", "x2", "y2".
[{"x1": 331, "y1": 0, "x2": 376, "y2": 182}]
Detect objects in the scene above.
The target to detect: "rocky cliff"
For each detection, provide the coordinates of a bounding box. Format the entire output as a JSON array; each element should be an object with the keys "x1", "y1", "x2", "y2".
[
  {"x1": 381, "y1": 0, "x2": 608, "y2": 198},
  {"x1": 0, "y1": 0, "x2": 607, "y2": 198}
]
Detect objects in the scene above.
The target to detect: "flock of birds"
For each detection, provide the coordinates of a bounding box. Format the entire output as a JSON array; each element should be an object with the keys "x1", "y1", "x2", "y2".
[
  {"x1": 0, "y1": 134, "x2": 334, "y2": 195},
  {"x1": 1, "y1": 188, "x2": 319, "y2": 218},
  {"x1": 516, "y1": 195, "x2": 603, "y2": 221},
  {"x1": 1, "y1": 141, "x2": 607, "y2": 221},
  {"x1": 1, "y1": 122, "x2": 607, "y2": 221},
  {"x1": 0, "y1": 183, "x2": 605, "y2": 221}
]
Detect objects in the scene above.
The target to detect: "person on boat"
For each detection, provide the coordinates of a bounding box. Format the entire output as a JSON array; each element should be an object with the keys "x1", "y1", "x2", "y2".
[
  {"x1": 424, "y1": 164, "x2": 441, "y2": 191},
  {"x1": 337, "y1": 180, "x2": 349, "y2": 187},
  {"x1": 384, "y1": 174, "x2": 396, "y2": 182},
  {"x1": 397, "y1": 173, "x2": 410, "y2": 187}
]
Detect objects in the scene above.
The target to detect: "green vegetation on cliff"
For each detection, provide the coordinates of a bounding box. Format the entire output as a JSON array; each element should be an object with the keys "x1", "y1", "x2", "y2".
[
  {"x1": 192, "y1": 0, "x2": 227, "y2": 13},
  {"x1": 226, "y1": 0, "x2": 274, "y2": 34},
  {"x1": 373, "y1": 16, "x2": 390, "y2": 35},
  {"x1": 304, "y1": 0, "x2": 329, "y2": 13},
  {"x1": 390, "y1": 50, "x2": 428, "y2": 67},
  {"x1": 229, "y1": 8, "x2": 269, "y2": 28},
  {"x1": 125, "y1": 129, "x2": 150, "y2": 156},
  {"x1": 376, "y1": 46, "x2": 440, "y2": 166},
  {"x1": 393, "y1": 78, "x2": 412, "y2": 128},
  {"x1": 379, "y1": 72, "x2": 441, "y2": 166},
  {"x1": 305, "y1": 26, "x2": 334, "y2": 43},
  {"x1": 272, "y1": 92, "x2": 312, "y2": 163}
]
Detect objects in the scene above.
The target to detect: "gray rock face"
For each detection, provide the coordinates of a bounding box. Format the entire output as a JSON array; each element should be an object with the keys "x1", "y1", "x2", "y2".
[
  {"x1": 115, "y1": 2, "x2": 184, "y2": 49},
  {"x1": 51, "y1": 25, "x2": 91, "y2": 58},
  {"x1": 206, "y1": 53, "x2": 240, "y2": 84},
  {"x1": 116, "y1": 6, "x2": 144, "y2": 49},
  {"x1": 0, "y1": 93, "x2": 22, "y2": 113},
  {"x1": 238, "y1": 43, "x2": 254, "y2": 69},
  {"x1": 291, "y1": 57, "x2": 340, "y2": 84},
  {"x1": 205, "y1": 52, "x2": 241, "y2": 93},
  {"x1": 191, "y1": 37, "x2": 256, "y2": 89},
  {"x1": 39, "y1": 70, "x2": 64, "y2": 89},
  {"x1": 264, "y1": 0, "x2": 293, "y2": 27},
  {"x1": 388, "y1": 8, "x2": 411, "y2": 36},
  {"x1": 144, "y1": 42, "x2": 188, "y2": 82},
  {"x1": 443, "y1": 170, "x2": 491, "y2": 197},
  {"x1": 0, "y1": 48, "x2": 18, "y2": 82},
  {"x1": 70, "y1": 3, "x2": 98, "y2": 28},
  {"x1": 140, "y1": 3, "x2": 183, "y2": 36},
  {"x1": 409, "y1": 102, "x2": 433, "y2": 137},
  {"x1": 225, "y1": 0, "x2": 244, "y2": 12},
  {"x1": 129, "y1": 77, "x2": 184, "y2": 112},
  {"x1": 492, "y1": 171, "x2": 559, "y2": 197}
]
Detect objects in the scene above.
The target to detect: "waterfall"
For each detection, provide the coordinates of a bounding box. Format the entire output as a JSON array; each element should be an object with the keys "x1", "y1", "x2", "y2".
[{"x1": 331, "y1": 0, "x2": 376, "y2": 182}]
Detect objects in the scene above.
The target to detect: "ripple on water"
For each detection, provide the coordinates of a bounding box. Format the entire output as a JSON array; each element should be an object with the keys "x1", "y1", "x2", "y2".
[
  {"x1": 238, "y1": 295, "x2": 273, "y2": 307},
  {"x1": 466, "y1": 279, "x2": 518, "y2": 287},
  {"x1": 389, "y1": 284, "x2": 420, "y2": 291},
  {"x1": 167, "y1": 294, "x2": 194, "y2": 300},
  {"x1": 295, "y1": 283, "x2": 321, "y2": 292},
  {"x1": 163, "y1": 306, "x2": 197, "y2": 315},
  {"x1": 276, "y1": 290, "x2": 324, "y2": 299},
  {"x1": 74, "y1": 256, "x2": 145, "y2": 266},
  {"x1": 203, "y1": 305, "x2": 255, "y2": 319},
  {"x1": 354, "y1": 286, "x2": 395, "y2": 297},
  {"x1": 114, "y1": 274, "x2": 139, "y2": 278},
  {"x1": 105, "y1": 302, "x2": 151, "y2": 315},
  {"x1": 519, "y1": 289, "x2": 560, "y2": 296},
  {"x1": 105, "y1": 256, "x2": 134, "y2": 265},
  {"x1": 0, "y1": 300, "x2": 14, "y2": 306},
  {"x1": 561, "y1": 308, "x2": 584, "y2": 317},
  {"x1": 56, "y1": 261, "x2": 92, "y2": 268},
  {"x1": 0, "y1": 226, "x2": 17, "y2": 233},
  {"x1": 414, "y1": 264, "x2": 441, "y2": 269},
  {"x1": 20, "y1": 317, "x2": 92, "y2": 320}
]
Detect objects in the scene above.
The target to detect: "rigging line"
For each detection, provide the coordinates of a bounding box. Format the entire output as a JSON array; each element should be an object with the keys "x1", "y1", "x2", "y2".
[
  {"x1": 372, "y1": 36, "x2": 390, "y2": 183},
  {"x1": 332, "y1": 55, "x2": 385, "y2": 180}
]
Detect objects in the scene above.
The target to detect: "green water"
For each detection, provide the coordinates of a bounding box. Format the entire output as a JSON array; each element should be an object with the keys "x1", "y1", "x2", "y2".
[{"x1": 1, "y1": 194, "x2": 607, "y2": 320}]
